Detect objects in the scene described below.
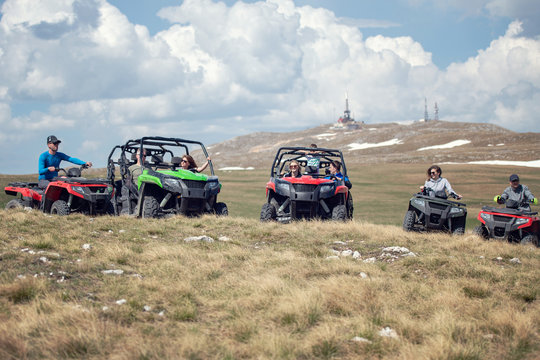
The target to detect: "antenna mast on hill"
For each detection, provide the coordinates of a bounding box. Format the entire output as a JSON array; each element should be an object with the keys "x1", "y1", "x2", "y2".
[
  {"x1": 434, "y1": 102, "x2": 439, "y2": 121},
  {"x1": 424, "y1": 97, "x2": 429, "y2": 121},
  {"x1": 344, "y1": 92, "x2": 351, "y2": 121}
]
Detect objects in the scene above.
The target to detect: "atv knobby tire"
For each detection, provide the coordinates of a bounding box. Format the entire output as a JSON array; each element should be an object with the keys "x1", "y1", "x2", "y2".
[
  {"x1": 520, "y1": 234, "x2": 539, "y2": 247},
  {"x1": 473, "y1": 225, "x2": 489, "y2": 239},
  {"x1": 6, "y1": 199, "x2": 24, "y2": 210},
  {"x1": 260, "y1": 203, "x2": 276, "y2": 221},
  {"x1": 214, "y1": 202, "x2": 228, "y2": 216},
  {"x1": 451, "y1": 217, "x2": 466, "y2": 236},
  {"x1": 51, "y1": 200, "x2": 70, "y2": 216},
  {"x1": 403, "y1": 210, "x2": 416, "y2": 231},
  {"x1": 142, "y1": 195, "x2": 159, "y2": 218},
  {"x1": 331, "y1": 204, "x2": 347, "y2": 221}
]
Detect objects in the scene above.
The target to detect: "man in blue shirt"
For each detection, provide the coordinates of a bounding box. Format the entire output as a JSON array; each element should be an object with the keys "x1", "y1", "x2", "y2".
[{"x1": 38, "y1": 135, "x2": 92, "y2": 187}]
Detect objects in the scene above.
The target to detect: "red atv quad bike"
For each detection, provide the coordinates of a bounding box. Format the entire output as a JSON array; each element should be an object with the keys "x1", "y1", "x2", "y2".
[
  {"x1": 4, "y1": 182, "x2": 43, "y2": 210},
  {"x1": 5, "y1": 165, "x2": 114, "y2": 216},
  {"x1": 474, "y1": 197, "x2": 539, "y2": 246},
  {"x1": 260, "y1": 147, "x2": 353, "y2": 222}
]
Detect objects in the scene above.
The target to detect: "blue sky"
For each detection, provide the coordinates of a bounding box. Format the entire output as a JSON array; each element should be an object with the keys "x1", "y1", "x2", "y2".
[{"x1": 0, "y1": 0, "x2": 539, "y2": 173}]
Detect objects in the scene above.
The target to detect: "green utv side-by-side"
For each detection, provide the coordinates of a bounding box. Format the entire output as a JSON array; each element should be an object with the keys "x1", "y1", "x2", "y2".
[{"x1": 107, "y1": 136, "x2": 227, "y2": 218}]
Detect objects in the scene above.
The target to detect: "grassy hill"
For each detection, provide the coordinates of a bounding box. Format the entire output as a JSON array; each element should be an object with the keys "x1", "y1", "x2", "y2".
[{"x1": 0, "y1": 211, "x2": 538, "y2": 359}]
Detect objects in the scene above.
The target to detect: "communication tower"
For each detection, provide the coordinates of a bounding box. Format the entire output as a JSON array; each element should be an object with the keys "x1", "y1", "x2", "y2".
[
  {"x1": 434, "y1": 102, "x2": 439, "y2": 121},
  {"x1": 424, "y1": 98, "x2": 429, "y2": 121}
]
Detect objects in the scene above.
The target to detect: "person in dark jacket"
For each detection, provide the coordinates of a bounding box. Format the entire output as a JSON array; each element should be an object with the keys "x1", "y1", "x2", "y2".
[{"x1": 497, "y1": 174, "x2": 537, "y2": 210}]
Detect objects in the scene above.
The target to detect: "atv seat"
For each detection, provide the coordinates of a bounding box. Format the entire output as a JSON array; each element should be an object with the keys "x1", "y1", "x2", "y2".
[{"x1": 130, "y1": 153, "x2": 138, "y2": 165}]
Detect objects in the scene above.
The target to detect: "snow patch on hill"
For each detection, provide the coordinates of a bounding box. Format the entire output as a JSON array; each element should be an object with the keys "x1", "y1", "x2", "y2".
[
  {"x1": 219, "y1": 167, "x2": 255, "y2": 171},
  {"x1": 417, "y1": 140, "x2": 471, "y2": 151},
  {"x1": 467, "y1": 160, "x2": 540, "y2": 168},
  {"x1": 348, "y1": 138, "x2": 403, "y2": 150},
  {"x1": 316, "y1": 133, "x2": 336, "y2": 139}
]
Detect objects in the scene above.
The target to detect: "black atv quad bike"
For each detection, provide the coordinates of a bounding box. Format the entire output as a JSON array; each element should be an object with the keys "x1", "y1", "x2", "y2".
[
  {"x1": 474, "y1": 197, "x2": 539, "y2": 246},
  {"x1": 403, "y1": 188, "x2": 467, "y2": 235},
  {"x1": 107, "y1": 136, "x2": 227, "y2": 218},
  {"x1": 260, "y1": 146, "x2": 353, "y2": 222}
]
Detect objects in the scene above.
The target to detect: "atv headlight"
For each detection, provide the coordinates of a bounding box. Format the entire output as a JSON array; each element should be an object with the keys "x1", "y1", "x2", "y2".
[
  {"x1": 319, "y1": 183, "x2": 335, "y2": 197},
  {"x1": 163, "y1": 178, "x2": 182, "y2": 192},
  {"x1": 515, "y1": 218, "x2": 529, "y2": 226},
  {"x1": 412, "y1": 198, "x2": 425, "y2": 208},
  {"x1": 480, "y1": 213, "x2": 492, "y2": 222},
  {"x1": 71, "y1": 186, "x2": 85, "y2": 195},
  {"x1": 450, "y1": 207, "x2": 464, "y2": 214},
  {"x1": 276, "y1": 180, "x2": 291, "y2": 195}
]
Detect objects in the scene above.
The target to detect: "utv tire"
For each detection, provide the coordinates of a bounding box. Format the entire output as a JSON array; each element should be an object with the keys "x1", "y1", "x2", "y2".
[
  {"x1": 260, "y1": 203, "x2": 276, "y2": 222},
  {"x1": 403, "y1": 210, "x2": 416, "y2": 232},
  {"x1": 520, "y1": 234, "x2": 539, "y2": 247},
  {"x1": 142, "y1": 195, "x2": 159, "y2": 218},
  {"x1": 331, "y1": 204, "x2": 347, "y2": 221},
  {"x1": 214, "y1": 202, "x2": 228, "y2": 216},
  {"x1": 6, "y1": 199, "x2": 24, "y2": 210},
  {"x1": 473, "y1": 225, "x2": 489, "y2": 239},
  {"x1": 451, "y1": 217, "x2": 466, "y2": 236},
  {"x1": 51, "y1": 200, "x2": 70, "y2": 216},
  {"x1": 346, "y1": 192, "x2": 354, "y2": 219}
]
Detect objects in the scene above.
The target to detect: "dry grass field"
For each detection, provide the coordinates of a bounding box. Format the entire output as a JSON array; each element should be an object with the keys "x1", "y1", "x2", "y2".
[
  {"x1": 0, "y1": 211, "x2": 538, "y2": 359},
  {"x1": 0, "y1": 163, "x2": 539, "y2": 359}
]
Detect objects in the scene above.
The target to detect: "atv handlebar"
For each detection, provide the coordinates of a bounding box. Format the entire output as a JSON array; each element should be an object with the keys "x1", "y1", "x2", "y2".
[
  {"x1": 55, "y1": 164, "x2": 88, "y2": 177},
  {"x1": 494, "y1": 195, "x2": 538, "y2": 206}
]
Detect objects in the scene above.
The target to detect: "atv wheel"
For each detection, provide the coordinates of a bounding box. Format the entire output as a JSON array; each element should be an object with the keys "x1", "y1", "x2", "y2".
[
  {"x1": 451, "y1": 217, "x2": 466, "y2": 236},
  {"x1": 105, "y1": 201, "x2": 115, "y2": 215},
  {"x1": 142, "y1": 195, "x2": 159, "y2": 218},
  {"x1": 403, "y1": 210, "x2": 416, "y2": 231},
  {"x1": 260, "y1": 203, "x2": 276, "y2": 222},
  {"x1": 6, "y1": 199, "x2": 24, "y2": 210},
  {"x1": 520, "y1": 234, "x2": 539, "y2": 247},
  {"x1": 214, "y1": 202, "x2": 228, "y2": 216},
  {"x1": 331, "y1": 204, "x2": 347, "y2": 221},
  {"x1": 51, "y1": 200, "x2": 70, "y2": 216},
  {"x1": 473, "y1": 225, "x2": 489, "y2": 239}
]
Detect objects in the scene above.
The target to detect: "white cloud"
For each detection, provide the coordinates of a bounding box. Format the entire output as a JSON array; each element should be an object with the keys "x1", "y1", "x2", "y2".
[{"x1": 0, "y1": 0, "x2": 539, "y2": 173}]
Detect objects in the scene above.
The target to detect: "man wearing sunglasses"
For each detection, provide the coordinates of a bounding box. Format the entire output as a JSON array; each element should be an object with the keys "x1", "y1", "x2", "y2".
[
  {"x1": 496, "y1": 174, "x2": 537, "y2": 210},
  {"x1": 38, "y1": 135, "x2": 92, "y2": 187}
]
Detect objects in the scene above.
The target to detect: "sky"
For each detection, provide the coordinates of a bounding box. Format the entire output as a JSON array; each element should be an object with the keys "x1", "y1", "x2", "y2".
[{"x1": 0, "y1": 0, "x2": 539, "y2": 174}]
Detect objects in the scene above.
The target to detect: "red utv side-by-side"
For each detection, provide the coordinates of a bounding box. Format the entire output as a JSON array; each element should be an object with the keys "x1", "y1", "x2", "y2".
[{"x1": 260, "y1": 147, "x2": 353, "y2": 222}]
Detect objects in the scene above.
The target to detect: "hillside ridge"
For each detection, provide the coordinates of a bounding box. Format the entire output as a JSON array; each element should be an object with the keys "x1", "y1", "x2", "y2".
[{"x1": 206, "y1": 120, "x2": 539, "y2": 169}]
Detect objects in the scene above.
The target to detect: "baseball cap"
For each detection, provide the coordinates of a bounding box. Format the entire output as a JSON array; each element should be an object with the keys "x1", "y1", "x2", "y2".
[
  {"x1": 509, "y1": 174, "x2": 519, "y2": 182},
  {"x1": 47, "y1": 135, "x2": 61, "y2": 144}
]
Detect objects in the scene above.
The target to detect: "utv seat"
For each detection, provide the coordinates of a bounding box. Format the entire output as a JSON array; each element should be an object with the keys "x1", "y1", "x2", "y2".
[{"x1": 171, "y1": 156, "x2": 182, "y2": 170}]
